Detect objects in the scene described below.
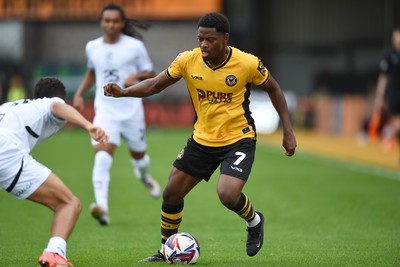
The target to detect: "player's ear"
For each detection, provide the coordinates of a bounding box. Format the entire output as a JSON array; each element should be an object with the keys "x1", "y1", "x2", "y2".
[{"x1": 223, "y1": 33, "x2": 229, "y2": 43}]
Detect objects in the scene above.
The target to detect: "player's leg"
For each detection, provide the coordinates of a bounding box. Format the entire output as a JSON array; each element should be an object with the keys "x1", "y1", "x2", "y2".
[
  {"x1": 217, "y1": 174, "x2": 264, "y2": 256},
  {"x1": 162, "y1": 166, "x2": 201, "y2": 239},
  {"x1": 90, "y1": 143, "x2": 115, "y2": 225},
  {"x1": 392, "y1": 114, "x2": 400, "y2": 163},
  {"x1": 29, "y1": 172, "x2": 81, "y2": 243},
  {"x1": 385, "y1": 96, "x2": 400, "y2": 162},
  {"x1": 89, "y1": 113, "x2": 118, "y2": 225},
  {"x1": 28, "y1": 172, "x2": 80, "y2": 267},
  {"x1": 218, "y1": 138, "x2": 264, "y2": 256},
  {"x1": 129, "y1": 150, "x2": 161, "y2": 198},
  {"x1": 124, "y1": 118, "x2": 161, "y2": 198},
  {"x1": 1, "y1": 152, "x2": 78, "y2": 266},
  {"x1": 139, "y1": 166, "x2": 201, "y2": 262},
  {"x1": 382, "y1": 98, "x2": 400, "y2": 152},
  {"x1": 139, "y1": 138, "x2": 214, "y2": 262}
]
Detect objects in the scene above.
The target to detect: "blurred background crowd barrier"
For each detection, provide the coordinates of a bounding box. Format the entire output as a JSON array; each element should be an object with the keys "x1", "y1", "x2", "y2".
[{"x1": 0, "y1": 0, "x2": 399, "y2": 137}]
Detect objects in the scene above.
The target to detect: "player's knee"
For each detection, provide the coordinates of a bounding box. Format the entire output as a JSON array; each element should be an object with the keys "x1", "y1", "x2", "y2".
[
  {"x1": 162, "y1": 188, "x2": 183, "y2": 204},
  {"x1": 162, "y1": 189, "x2": 175, "y2": 202},
  {"x1": 218, "y1": 189, "x2": 239, "y2": 209},
  {"x1": 52, "y1": 194, "x2": 81, "y2": 215},
  {"x1": 73, "y1": 196, "x2": 82, "y2": 214},
  {"x1": 65, "y1": 195, "x2": 82, "y2": 215}
]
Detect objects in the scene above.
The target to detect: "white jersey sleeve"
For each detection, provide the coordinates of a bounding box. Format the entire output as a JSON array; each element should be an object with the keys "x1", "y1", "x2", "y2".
[
  {"x1": 0, "y1": 97, "x2": 67, "y2": 152},
  {"x1": 135, "y1": 41, "x2": 153, "y2": 73}
]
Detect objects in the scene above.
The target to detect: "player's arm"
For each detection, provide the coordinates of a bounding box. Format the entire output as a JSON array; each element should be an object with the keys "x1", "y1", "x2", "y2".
[
  {"x1": 259, "y1": 75, "x2": 297, "y2": 156},
  {"x1": 51, "y1": 102, "x2": 108, "y2": 143},
  {"x1": 104, "y1": 70, "x2": 178, "y2": 98},
  {"x1": 73, "y1": 69, "x2": 96, "y2": 111},
  {"x1": 124, "y1": 70, "x2": 156, "y2": 87},
  {"x1": 373, "y1": 73, "x2": 388, "y2": 112}
]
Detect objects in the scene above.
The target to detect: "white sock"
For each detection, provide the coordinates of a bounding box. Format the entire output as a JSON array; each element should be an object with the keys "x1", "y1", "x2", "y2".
[
  {"x1": 160, "y1": 243, "x2": 165, "y2": 254},
  {"x1": 246, "y1": 212, "x2": 261, "y2": 227},
  {"x1": 131, "y1": 154, "x2": 150, "y2": 180},
  {"x1": 45, "y1": 236, "x2": 67, "y2": 259},
  {"x1": 92, "y1": 151, "x2": 112, "y2": 211}
]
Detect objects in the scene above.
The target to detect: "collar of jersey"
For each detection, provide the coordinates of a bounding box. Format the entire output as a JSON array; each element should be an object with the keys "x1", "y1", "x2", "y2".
[{"x1": 204, "y1": 47, "x2": 232, "y2": 71}]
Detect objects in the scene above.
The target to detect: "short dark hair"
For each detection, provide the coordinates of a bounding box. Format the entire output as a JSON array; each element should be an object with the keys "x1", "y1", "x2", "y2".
[
  {"x1": 197, "y1": 12, "x2": 230, "y2": 34},
  {"x1": 34, "y1": 77, "x2": 66, "y2": 99}
]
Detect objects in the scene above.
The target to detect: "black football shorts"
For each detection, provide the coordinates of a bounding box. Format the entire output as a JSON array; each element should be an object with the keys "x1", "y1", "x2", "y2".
[{"x1": 173, "y1": 137, "x2": 256, "y2": 182}]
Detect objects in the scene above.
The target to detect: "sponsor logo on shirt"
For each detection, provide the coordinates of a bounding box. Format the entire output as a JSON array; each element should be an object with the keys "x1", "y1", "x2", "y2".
[
  {"x1": 191, "y1": 75, "x2": 203, "y2": 80},
  {"x1": 196, "y1": 89, "x2": 232, "y2": 104},
  {"x1": 104, "y1": 69, "x2": 119, "y2": 82}
]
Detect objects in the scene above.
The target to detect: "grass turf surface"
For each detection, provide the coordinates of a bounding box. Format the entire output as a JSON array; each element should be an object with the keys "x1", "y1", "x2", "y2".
[{"x1": 0, "y1": 128, "x2": 399, "y2": 266}]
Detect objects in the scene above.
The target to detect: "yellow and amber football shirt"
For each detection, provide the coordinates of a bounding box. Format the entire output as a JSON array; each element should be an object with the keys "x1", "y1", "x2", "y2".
[{"x1": 166, "y1": 46, "x2": 270, "y2": 147}]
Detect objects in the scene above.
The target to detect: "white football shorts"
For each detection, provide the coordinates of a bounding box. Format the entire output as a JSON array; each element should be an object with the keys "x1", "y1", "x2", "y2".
[
  {"x1": 92, "y1": 112, "x2": 147, "y2": 152},
  {"x1": 0, "y1": 138, "x2": 51, "y2": 200}
]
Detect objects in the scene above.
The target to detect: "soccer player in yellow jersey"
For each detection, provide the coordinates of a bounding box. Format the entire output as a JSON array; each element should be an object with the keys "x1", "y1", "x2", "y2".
[{"x1": 104, "y1": 12, "x2": 297, "y2": 261}]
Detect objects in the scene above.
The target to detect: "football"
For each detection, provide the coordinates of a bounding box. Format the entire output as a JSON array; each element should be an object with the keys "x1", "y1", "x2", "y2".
[{"x1": 163, "y1": 232, "x2": 200, "y2": 264}]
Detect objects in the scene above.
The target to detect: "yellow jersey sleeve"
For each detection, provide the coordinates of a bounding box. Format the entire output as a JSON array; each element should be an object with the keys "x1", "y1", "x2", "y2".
[
  {"x1": 166, "y1": 51, "x2": 192, "y2": 80},
  {"x1": 245, "y1": 52, "x2": 270, "y2": 87}
]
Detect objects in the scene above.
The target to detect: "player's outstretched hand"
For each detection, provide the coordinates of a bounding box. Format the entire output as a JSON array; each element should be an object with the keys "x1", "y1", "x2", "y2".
[
  {"x1": 104, "y1": 83, "x2": 124, "y2": 97},
  {"x1": 283, "y1": 132, "x2": 297, "y2": 157},
  {"x1": 87, "y1": 124, "x2": 109, "y2": 144}
]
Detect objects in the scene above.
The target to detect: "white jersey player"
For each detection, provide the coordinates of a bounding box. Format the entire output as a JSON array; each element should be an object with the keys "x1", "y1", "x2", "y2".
[
  {"x1": 73, "y1": 3, "x2": 161, "y2": 226},
  {"x1": 0, "y1": 77, "x2": 108, "y2": 267}
]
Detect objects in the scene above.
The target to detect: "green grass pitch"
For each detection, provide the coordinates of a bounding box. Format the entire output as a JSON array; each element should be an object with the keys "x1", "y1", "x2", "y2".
[{"x1": 0, "y1": 128, "x2": 399, "y2": 266}]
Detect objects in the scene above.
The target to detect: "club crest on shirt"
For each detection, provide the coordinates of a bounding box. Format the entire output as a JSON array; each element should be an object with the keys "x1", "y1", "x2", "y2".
[{"x1": 225, "y1": 75, "x2": 237, "y2": 87}]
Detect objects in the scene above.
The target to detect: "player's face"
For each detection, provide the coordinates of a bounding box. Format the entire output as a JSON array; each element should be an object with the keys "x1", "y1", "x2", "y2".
[
  {"x1": 101, "y1": 10, "x2": 125, "y2": 39},
  {"x1": 198, "y1": 27, "x2": 229, "y2": 64},
  {"x1": 392, "y1": 30, "x2": 400, "y2": 52}
]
